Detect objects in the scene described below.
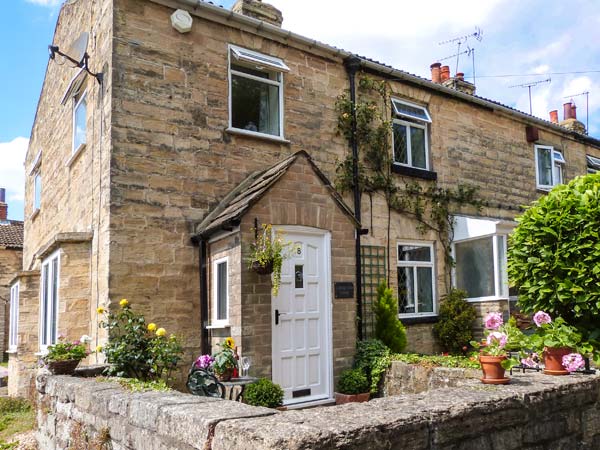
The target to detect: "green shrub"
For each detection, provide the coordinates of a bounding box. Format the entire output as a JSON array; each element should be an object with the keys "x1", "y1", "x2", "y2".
[
  {"x1": 392, "y1": 353, "x2": 480, "y2": 369},
  {"x1": 433, "y1": 289, "x2": 476, "y2": 354},
  {"x1": 355, "y1": 339, "x2": 391, "y2": 394},
  {"x1": 336, "y1": 368, "x2": 369, "y2": 394},
  {"x1": 244, "y1": 378, "x2": 284, "y2": 408},
  {"x1": 373, "y1": 281, "x2": 407, "y2": 353},
  {"x1": 508, "y1": 173, "x2": 600, "y2": 351},
  {"x1": 99, "y1": 300, "x2": 184, "y2": 381}
]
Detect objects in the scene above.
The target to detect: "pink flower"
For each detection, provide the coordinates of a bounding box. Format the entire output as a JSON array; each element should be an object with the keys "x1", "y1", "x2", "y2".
[
  {"x1": 562, "y1": 353, "x2": 585, "y2": 372},
  {"x1": 487, "y1": 331, "x2": 507, "y2": 348},
  {"x1": 194, "y1": 354, "x2": 214, "y2": 369},
  {"x1": 484, "y1": 312, "x2": 503, "y2": 330},
  {"x1": 521, "y1": 353, "x2": 539, "y2": 368},
  {"x1": 533, "y1": 311, "x2": 552, "y2": 327}
]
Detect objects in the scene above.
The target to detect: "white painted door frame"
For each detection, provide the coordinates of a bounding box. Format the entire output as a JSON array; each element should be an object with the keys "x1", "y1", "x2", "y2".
[{"x1": 271, "y1": 225, "x2": 333, "y2": 406}]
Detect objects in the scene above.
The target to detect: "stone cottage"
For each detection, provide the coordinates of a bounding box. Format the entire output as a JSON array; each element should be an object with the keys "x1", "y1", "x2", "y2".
[
  {"x1": 9, "y1": 0, "x2": 600, "y2": 405},
  {"x1": 0, "y1": 189, "x2": 24, "y2": 361}
]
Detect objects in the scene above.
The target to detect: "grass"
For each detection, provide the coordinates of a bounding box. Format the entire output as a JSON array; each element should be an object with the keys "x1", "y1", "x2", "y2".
[
  {"x1": 0, "y1": 397, "x2": 36, "y2": 447},
  {"x1": 392, "y1": 353, "x2": 481, "y2": 369},
  {"x1": 0, "y1": 362, "x2": 7, "y2": 368}
]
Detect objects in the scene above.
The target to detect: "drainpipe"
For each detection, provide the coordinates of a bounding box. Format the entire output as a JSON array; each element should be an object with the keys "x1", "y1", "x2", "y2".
[
  {"x1": 344, "y1": 55, "x2": 364, "y2": 341},
  {"x1": 195, "y1": 236, "x2": 210, "y2": 355}
]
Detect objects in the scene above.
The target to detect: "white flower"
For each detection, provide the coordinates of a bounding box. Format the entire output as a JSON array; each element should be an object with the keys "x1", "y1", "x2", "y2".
[{"x1": 80, "y1": 335, "x2": 92, "y2": 344}]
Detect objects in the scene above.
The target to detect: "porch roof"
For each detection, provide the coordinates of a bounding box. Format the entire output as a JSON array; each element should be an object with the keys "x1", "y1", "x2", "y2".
[
  {"x1": 193, "y1": 150, "x2": 359, "y2": 239},
  {"x1": 0, "y1": 220, "x2": 23, "y2": 249}
]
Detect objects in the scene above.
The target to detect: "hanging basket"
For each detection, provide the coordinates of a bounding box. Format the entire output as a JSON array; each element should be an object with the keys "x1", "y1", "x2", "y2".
[
  {"x1": 251, "y1": 260, "x2": 274, "y2": 275},
  {"x1": 47, "y1": 359, "x2": 81, "y2": 375}
]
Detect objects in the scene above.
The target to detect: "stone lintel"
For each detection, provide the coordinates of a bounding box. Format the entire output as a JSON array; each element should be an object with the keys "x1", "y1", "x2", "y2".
[{"x1": 35, "y1": 231, "x2": 94, "y2": 261}]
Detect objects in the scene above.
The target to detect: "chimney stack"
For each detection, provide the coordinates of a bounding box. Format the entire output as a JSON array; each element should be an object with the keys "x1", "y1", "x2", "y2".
[
  {"x1": 0, "y1": 188, "x2": 6, "y2": 221},
  {"x1": 549, "y1": 110, "x2": 558, "y2": 124},
  {"x1": 559, "y1": 101, "x2": 586, "y2": 134},
  {"x1": 440, "y1": 65, "x2": 450, "y2": 82},
  {"x1": 232, "y1": 0, "x2": 283, "y2": 27},
  {"x1": 430, "y1": 62, "x2": 441, "y2": 84}
]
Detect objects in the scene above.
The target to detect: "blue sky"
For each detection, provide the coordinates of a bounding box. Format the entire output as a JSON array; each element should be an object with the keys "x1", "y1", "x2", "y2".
[{"x1": 1, "y1": 0, "x2": 599, "y2": 221}]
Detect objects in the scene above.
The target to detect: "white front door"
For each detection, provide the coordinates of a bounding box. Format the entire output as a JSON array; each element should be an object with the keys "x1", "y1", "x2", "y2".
[{"x1": 272, "y1": 227, "x2": 332, "y2": 405}]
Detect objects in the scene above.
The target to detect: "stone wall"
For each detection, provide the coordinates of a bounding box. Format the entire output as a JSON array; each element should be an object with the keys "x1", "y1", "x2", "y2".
[
  {"x1": 0, "y1": 247, "x2": 22, "y2": 357},
  {"x1": 37, "y1": 372, "x2": 600, "y2": 449}
]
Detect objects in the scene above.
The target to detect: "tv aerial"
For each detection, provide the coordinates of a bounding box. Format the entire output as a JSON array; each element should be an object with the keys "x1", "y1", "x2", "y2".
[
  {"x1": 438, "y1": 46, "x2": 477, "y2": 84},
  {"x1": 563, "y1": 91, "x2": 590, "y2": 135},
  {"x1": 439, "y1": 27, "x2": 483, "y2": 77},
  {"x1": 48, "y1": 32, "x2": 103, "y2": 84},
  {"x1": 509, "y1": 78, "x2": 551, "y2": 115}
]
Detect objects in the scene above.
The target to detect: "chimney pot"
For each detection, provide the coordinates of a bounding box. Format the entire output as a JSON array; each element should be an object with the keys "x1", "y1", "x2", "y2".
[
  {"x1": 232, "y1": 0, "x2": 283, "y2": 27},
  {"x1": 430, "y1": 62, "x2": 442, "y2": 84},
  {"x1": 0, "y1": 188, "x2": 5, "y2": 203},
  {"x1": 0, "y1": 188, "x2": 6, "y2": 221},
  {"x1": 440, "y1": 65, "x2": 450, "y2": 82},
  {"x1": 563, "y1": 102, "x2": 573, "y2": 120},
  {"x1": 455, "y1": 72, "x2": 464, "y2": 81},
  {"x1": 571, "y1": 103, "x2": 577, "y2": 120},
  {"x1": 549, "y1": 110, "x2": 558, "y2": 124}
]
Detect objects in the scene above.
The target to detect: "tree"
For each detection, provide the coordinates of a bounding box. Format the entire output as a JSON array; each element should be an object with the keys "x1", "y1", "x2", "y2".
[
  {"x1": 433, "y1": 289, "x2": 476, "y2": 354},
  {"x1": 508, "y1": 173, "x2": 600, "y2": 350},
  {"x1": 373, "y1": 281, "x2": 407, "y2": 353}
]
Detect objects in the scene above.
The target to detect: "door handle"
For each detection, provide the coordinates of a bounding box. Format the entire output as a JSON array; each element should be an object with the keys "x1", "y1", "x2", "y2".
[{"x1": 275, "y1": 309, "x2": 285, "y2": 325}]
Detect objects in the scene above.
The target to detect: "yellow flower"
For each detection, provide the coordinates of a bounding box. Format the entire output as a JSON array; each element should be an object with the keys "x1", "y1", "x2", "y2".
[
  {"x1": 156, "y1": 328, "x2": 166, "y2": 337},
  {"x1": 119, "y1": 299, "x2": 129, "y2": 308},
  {"x1": 147, "y1": 323, "x2": 157, "y2": 332},
  {"x1": 95, "y1": 345, "x2": 103, "y2": 353},
  {"x1": 224, "y1": 337, "x2": 235, "y2": 349},
  {"x1": 96, "y1": 307, "x2": 105, "y2": 314}
]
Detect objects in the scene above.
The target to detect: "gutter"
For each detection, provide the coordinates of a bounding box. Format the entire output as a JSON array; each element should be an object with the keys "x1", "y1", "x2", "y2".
[{"x1": 159, "y1": 0, "x2": 600, "y2": 149}]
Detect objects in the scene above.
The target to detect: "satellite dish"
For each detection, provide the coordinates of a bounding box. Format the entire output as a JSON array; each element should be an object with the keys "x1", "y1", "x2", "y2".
[{"x1": 66, "y1": 32, "x2": 89, "y2": 65}]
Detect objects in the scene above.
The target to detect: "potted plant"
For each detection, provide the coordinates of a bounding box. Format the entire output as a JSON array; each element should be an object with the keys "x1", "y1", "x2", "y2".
[
  {"x1": 43, "y1": 334, "x2": 91, "y2": 375},
  {"x1": 243, "y1": 378, "x2": 284, "y2": 409},
  {"x1": 212, "y1": 337, "x2": 238, "y2": 381},
  {"x1": 335, "y1": 368, "x2": 370, "y2": 404},
  {"x1": 526, "y1": 311, "x2": 590, "y2": 375},
  {"x1": 471, "y1": 312, "x2": 521, "y2": 384},
  {"x1": 247, "y1": 224, "x2": 292, "y2": 296}
]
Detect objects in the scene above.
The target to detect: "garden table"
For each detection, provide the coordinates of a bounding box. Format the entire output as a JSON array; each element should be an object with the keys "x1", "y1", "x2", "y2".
[
  {"x1": 221, "y1": 377, "x2": 259, "y2": 401},
  {"x1": 186, "y1": 366, "x2": 258, "y2": 401}
]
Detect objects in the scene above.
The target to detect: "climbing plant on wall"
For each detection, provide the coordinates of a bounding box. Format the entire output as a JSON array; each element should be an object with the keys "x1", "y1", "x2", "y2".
[{"x1": 335, "y1": 74, "x2": 482, "y2": 287}]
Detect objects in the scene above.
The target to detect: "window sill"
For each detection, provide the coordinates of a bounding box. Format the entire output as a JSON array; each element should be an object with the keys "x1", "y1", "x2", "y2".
[
  {"x1": 226, "y1": 127, "x2": 290, "y2": 144},
  {"x1": 206, "y1": 323, "x2": 231, "y2": 330},
  {"x1": 466, "y1": 297, "x2": 509, "y2": 303},
  {"x1": 6, "y1": 349, "x2": 17, "y2": 354},
  {"x1": 399, "y1": 315, "x2": 438, "y2": 325},
  {"x1": 66, "y1": 143, "x2": 86, "y2": 168},
  {"x1": 30, "y1": 208, "x2": 40, "y2": 221},
  {"x1": 391, "y1": 164, "x2": 437, "y2": 181},
  {"x1": 35, "y1": 351, "x2": 48, "y2": 357}
]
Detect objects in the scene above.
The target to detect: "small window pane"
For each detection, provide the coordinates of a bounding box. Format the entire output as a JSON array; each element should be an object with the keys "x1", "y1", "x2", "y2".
[
  {"x1": 295, "y1": 265, "x2": 304, "y2": 289},
  {"x1": 398, "y1": 267, "x2": 415, "y2": 314},
  {"x1": 497, "y1": 236, "x2": 508, "y2": 298},
  {"x1": 74, "y1": 96, "x2": 87, "y2": 151},
  {"x1": 417, "y1": 267, "x2": 434, "y2": 313},
  {"x1": 553, "y1": 163, "x2": 563, "y2": 185},
  {"x1": 216, "y1": 261, "x2": 227, "y2": 321},
  {"x1": 51, "y1": 257, "x2": 59, "y2": 345},
  {"x1": 537, "y1": 147, "x2": 553, "y2": 186},
  {"x1": 393, "y1": 123, "x2": 408, "y2": 165},
  {"x1": 231, "y1": 73, "x2": 280, "y2": 136},
  {"x1": 410, "y1": 127, "x2": 427, "y2": 169},
  {"x1": 34, "y1": 174, "x2": 41, "y2": 210},
  {"x1": 455, "y1": 237, "x2": 495, "y2": 298},
  {"x1": 41, "y1": 264, "x2": 49, "y2": 346},
  {"x1": 9, "y1": 284, "x2": 19, "y2": 349},
  {"x1": 398, "y1": 245, "x2": 431, "y2": 262}
]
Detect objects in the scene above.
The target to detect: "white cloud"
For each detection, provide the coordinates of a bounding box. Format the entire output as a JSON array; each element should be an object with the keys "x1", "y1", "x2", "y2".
[
  {"x1": 0, "y1": 137, "x2": 28, "y2": 203},
  {"x1": 25, "y1": 0, "x2": 61, "y2": 6}
]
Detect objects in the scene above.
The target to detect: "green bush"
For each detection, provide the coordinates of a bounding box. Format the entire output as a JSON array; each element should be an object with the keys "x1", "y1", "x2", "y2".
[
  {"x1": 244, "y1": 378, "x2": 284, "y2": 408},
  {"x1": 373, "y1": 281, "x2": 407, "y2": 353},
  {"x1": 355, "y1": 339, "x2": 391, "y2": 394},
  {"x1": 336, "y1": 368, "x2": 369, "y2": 394},
  {"x1": 508, "y1": 173, "x2": 600, "y2": 350},
  {"x1": 433, "y1": 289, "x2": 476, "y2": 354},
  {"x1": 99, "y1": 300, "x2": 184, "y2": 381}
]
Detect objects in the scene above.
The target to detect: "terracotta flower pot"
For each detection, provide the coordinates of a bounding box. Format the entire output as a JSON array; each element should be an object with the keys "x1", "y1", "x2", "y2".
[
  {"x1": 47, "y1": 359, "x2": 81, "y2": 375},
  {"x1": 251, "y1": 260, "x2": 274, "y2": 275},
  {"x1": 543, "y1": 347, "x2": 571, "y2": 376},
  {"x1": 215, "y1": 367, "x2": 234, "y2": 382},
  {"x1": 479, "y1": 354, "x2": 509, "y2": 385},
  {"x1": 334, "y1": 392, "x2": 370, "y2": 405}
]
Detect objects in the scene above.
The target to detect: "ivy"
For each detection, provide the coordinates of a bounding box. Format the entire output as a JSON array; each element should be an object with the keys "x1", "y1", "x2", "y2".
[{"x1": 335, "y1": 74, "x2": 482, "y2": 284}]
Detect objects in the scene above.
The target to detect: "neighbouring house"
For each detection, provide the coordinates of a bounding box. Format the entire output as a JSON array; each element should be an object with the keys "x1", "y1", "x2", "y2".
[
  {"x1": 0, "y1": 188, "x2": 24, "y2": 361},
  {"x1": 8, "y1": 0, "x2": 600, "y2": 406}
]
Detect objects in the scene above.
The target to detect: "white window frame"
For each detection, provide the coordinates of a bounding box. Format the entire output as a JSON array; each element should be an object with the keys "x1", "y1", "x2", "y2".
[
  {"x1": 452, "y1": 234, "x2": 508, "y2": 302},
  {"x1": 72, "y1": 91, "x2": 87, "y2": 155},
  {"x1": 39, "y1": 250, "x2": 60, "y2": 352},
  {"x1": 397, "y1": 241, "x2": 437, "y2": 318},
  {"x1": 392, "y1": 119, "x2": 430, "y2": 170},
  {"x1": 535, "y1": 145, "x2": 565, "y2": 190},
  {"x1": 227, "y1": 44, "x2": 286, "y2": 140},
  {"x1": 33, "y1": 171, "x2": 41, "y2": 213},
  {"x1": 586, "y1": 155, "x2": 600, "y2": 174},
  {"x1": 212, "y1": 256, "x2": 229, "y2": 327},
  {"x1": 392, "y1": 98, "x2": 432, "y2": 123},
  {"x1": 9, "y1": 283, "x2": 19, "y2": 352}
]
